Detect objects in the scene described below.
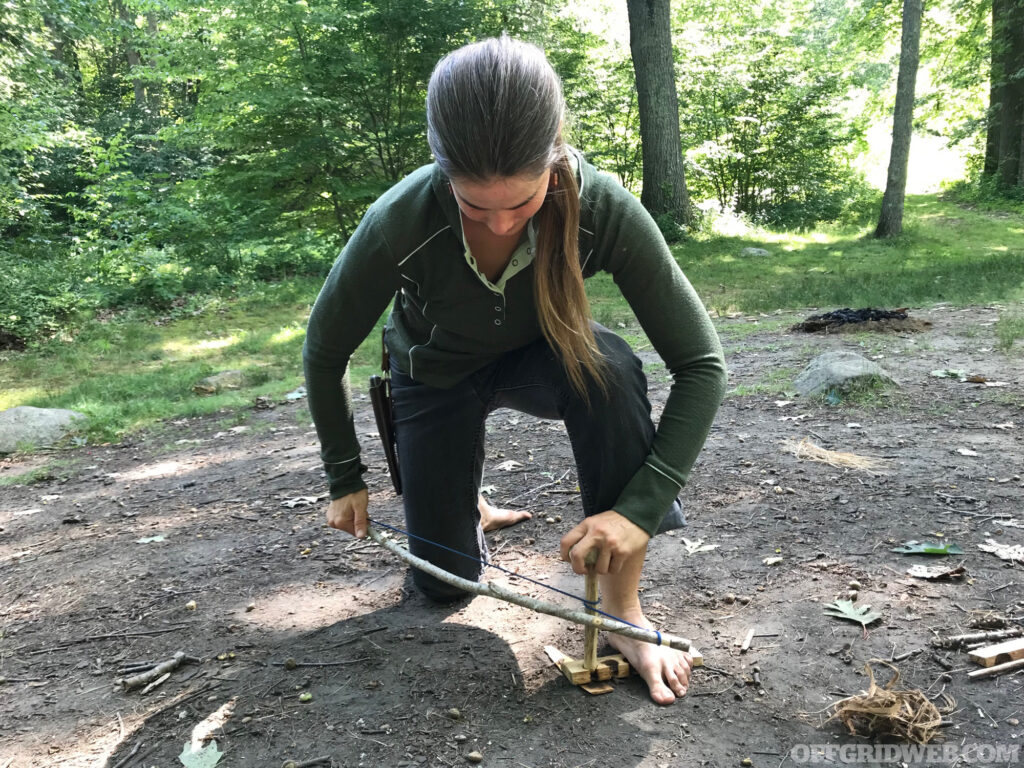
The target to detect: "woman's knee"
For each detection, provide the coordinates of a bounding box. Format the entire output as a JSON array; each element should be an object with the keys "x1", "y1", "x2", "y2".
[
  {"x1": 410, "y1": 562, "x2": 482, "y2": 603},
  {"x1": 591, "y1": 325, "x2": 647, "y2": 399}
]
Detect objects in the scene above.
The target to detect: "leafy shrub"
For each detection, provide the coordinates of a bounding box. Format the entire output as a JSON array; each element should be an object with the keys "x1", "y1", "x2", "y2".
[{"x1": 0, "y1": 242, "x2": 81, "y2": 349}]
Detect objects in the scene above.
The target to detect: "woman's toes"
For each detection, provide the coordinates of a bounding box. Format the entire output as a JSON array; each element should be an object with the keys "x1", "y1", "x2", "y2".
[{"x1": 647, "y1": 677, "x2": 677, "y2": 705}]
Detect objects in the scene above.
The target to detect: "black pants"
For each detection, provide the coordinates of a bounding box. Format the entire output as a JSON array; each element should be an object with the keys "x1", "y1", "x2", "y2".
[{"x1": 390, "y1": 325, "x2": 684, "y2": 602}]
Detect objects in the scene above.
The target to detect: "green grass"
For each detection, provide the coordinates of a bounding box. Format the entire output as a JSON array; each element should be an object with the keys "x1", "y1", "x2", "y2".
[
  {"x1": 674, "y1": 195, "x2": 1024, "y2": 314},
  {"x1": 996, "y1": 311, "x2": 1024, "y2": 352},
  {"x1": 3, "y1": 192, "x2": 1023, "y2": 450},
  {"x1": 0, "y1": 276, "x2": 386, "y2": 443}
]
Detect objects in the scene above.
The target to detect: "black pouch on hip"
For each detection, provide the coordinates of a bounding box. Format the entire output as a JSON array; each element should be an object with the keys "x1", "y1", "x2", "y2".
[{"x1": 368, "y1": 327, "x2": 402, "y2": 495}]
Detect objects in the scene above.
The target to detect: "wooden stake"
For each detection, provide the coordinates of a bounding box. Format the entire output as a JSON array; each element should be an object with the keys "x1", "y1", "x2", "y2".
[{"x1": 583, "y1": 550, "x2": 599, "y2": 671}]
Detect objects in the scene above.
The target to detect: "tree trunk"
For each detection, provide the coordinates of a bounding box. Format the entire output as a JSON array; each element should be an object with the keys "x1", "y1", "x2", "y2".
[
  {"x1": 42, "y1": 14, "x2": 85, "y2": 95},
  {"x1": 626, "y1": 0, "x2": 691, "y2": 225},
  {"x1": 875, "y1": 0, "x2": 923, "y2": 239},
  {"x1": 983, "y1": 0, "x2": 1006, "y2": 177},
  {"x1": 996, "y1": 0, "x2": 1024, "y2": 188},
  {"x1": 145, "y1": 12, "x2": 163, "y2": 114},
  {"x1": 985, "y1": 0, "x2": 1024, "y2": 190},
  {"x1": 114, "y1": 0, "x2": 146, "y2": 108}
]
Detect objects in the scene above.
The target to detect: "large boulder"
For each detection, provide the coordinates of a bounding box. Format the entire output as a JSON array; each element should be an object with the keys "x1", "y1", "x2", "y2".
[
  {"x1": 0, "y1": 406, "x2": 87, "y2": 453},
  {"x1": 794, "y1": 350, "x2": 896, "y2": 397}
]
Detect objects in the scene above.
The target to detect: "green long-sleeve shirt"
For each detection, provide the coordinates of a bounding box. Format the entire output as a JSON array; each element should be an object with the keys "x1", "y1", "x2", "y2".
[{"x1": 303, "y1": 152, "x2": 727, "y2": 536}]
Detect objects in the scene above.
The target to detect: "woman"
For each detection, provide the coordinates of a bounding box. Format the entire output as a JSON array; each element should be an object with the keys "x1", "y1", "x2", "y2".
[{"x1": 303, "y1": 36, "x2": 727, "y2": 705}]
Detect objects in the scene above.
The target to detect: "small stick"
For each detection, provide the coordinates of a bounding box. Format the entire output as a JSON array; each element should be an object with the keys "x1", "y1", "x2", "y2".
[
  {"x1": 932, "y1": 628, "x2": 1023, "y2": 649},
  {"x1": 140, "y1": 671, "x2": 171, "y2": 695},
  {"x1": 967, "y1": 658, "x2": 1024, "y2": 679},
  {"x1": 109, "y1": 740, "x2": 142, "y2": 768},
  {"x1": 892, "y1": 648, "x2": 923, "y2": 663},
  {"x1": 368, "y1": 528, "x2": 692, "y2": 652},
  {"x1": 272, "y1": 658, "x2": 371, "y2": 669},
  {"x1": 26, "y1": 624, "x2": 190, "y2": 655},
  {"x1": 282, "y1": 757, "x2": 332, "y2": 768},
  {"x1": 118, "y1": 651, "x2": 197, "y2": 691}
]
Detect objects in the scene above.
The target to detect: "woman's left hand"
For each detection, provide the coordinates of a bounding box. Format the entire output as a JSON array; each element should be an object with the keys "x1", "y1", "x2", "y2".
[{"x1": 559, "y1": 510, "x2": 651, "y2": 575}]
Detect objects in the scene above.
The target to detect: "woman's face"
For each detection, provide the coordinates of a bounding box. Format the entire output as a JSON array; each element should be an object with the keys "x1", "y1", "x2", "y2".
[{"x1": 449, "y1": 172, "x2": 551, "y2": 238}]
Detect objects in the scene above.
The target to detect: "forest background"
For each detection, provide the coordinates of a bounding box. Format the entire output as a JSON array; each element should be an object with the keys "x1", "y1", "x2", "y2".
[{"x1": 2, "y1": 0, "x2": 1023, "y2": 444}]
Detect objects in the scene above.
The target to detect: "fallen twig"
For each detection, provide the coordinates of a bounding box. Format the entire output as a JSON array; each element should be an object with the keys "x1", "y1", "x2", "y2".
[
  {"x1": 108, "y1": 739, "x2": 142, "y2": 768},
  {"x1": 117, "y1": 651, "x2": 200, "y2": 691},
  {"x1": 968, "y1": 658, "x2": 1024, "y2": 680},
  {"x1": 503, "y1": 469, "x2": 573, "y2": 504},
  {"x1": 273, "y1": 657, "x2": 371, "y2": 669},
  {"x1": 931, "y1": 628, "x2": 1023, "y2": 650},
  {"x1": 283, "y1": 757, "x2": 332, "y2": 768},
  {"x1": 26, "y1": 624, "x2": 191, "y2": 656},
  {"x1": 367, "y1": 527, "x2": 693, "y2": 652}
]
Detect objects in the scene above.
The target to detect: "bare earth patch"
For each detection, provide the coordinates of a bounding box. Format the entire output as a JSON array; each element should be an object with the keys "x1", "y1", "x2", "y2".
[{"x1": 1, "y1": 305, "x2": 1022, "y2": 767}]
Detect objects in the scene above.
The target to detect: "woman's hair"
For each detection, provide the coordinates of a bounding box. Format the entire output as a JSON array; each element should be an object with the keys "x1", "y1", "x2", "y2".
[{"x1": 426, "y1": 36, "x2": 605, "y2": 400}]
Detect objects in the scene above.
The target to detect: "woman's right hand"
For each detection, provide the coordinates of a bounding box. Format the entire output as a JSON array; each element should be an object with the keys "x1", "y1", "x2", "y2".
[{"x1": 326, "y1": 489, "x2": 370, "y2": 538}]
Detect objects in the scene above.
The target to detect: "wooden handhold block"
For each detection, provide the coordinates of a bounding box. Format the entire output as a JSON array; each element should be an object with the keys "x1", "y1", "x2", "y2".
[
  {"x1": 689, "y1": 647, "x2": 704, "y2": 668},
  {"x1": 967, "y1": 657, "x2": 1024, "y2": 680},
  {"x1": 560, "y1": 654, "x2": 631, "y2": 685},
  {"x1": 968, "y1": 637, "x2": 1024, "y2": 668}
]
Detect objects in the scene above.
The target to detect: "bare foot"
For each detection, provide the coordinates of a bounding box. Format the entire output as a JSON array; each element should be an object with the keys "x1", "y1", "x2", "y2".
[
  {"x1": 478, "y1": 495, "x2": 532, "y2": 532},
  {"x1": 605, "y1": 607, "x2": 692, "y2": 704}
]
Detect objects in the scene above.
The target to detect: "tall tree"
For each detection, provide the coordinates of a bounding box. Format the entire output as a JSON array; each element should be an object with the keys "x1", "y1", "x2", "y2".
[
  {"x1": 984, "y1": 0, "x2": 1024, "y2": 190},
  {"x1": 875, "y1": 0, "x2": 924, "y2": 238},
  {"x1": 625, "y1": 0, "x2": 691, "y2": 225}
]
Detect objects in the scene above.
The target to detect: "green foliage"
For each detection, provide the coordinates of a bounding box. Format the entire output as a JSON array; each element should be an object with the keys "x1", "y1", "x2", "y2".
[
  {"x1": 996, "y1": 311, "x2": 1024, "y2": 352},
  {"x1": 676, "y1": 0, "x2": 868, "y2": 228},
  {"x1": 677, "y1": 194, "x2": 1024, "y2": 313},
  {"x1": 0, "y1": 0, "x2": 1010, "y2": 349},
  {"x1": 0, "y1": 243, "x2": 81, "y2": 348}
]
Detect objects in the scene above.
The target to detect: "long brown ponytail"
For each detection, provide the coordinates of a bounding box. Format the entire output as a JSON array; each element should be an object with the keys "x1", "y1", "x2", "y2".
[
  {"x1": 426, "y1": 37, "x2": 606, "y2": 399},
  {"x1": 534, "y1": 145, "x2": 606, "y2": 399}
]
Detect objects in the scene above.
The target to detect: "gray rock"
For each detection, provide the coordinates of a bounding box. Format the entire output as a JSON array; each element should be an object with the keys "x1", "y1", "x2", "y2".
[
  {"x1": 193, "y1": 370, "x2": 245, "y2": 395},
  {"x1": 794, "y1": 350, "x2": 896, "y2": 397},
  {"x1": 0, "y1": 406, "x2": 87, "y2": 453},
  {"x1": 740, "y1": 247, "x2": 771, "y2": 257}
]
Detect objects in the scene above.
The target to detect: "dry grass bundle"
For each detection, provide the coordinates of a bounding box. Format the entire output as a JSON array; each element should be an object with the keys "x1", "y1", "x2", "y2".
[
  {"x1": 784, "y1": 437, "x2": 892, "y2": 475},
  {"x1": 827, "y1": 661, "x2": 954, "y2": 744}
]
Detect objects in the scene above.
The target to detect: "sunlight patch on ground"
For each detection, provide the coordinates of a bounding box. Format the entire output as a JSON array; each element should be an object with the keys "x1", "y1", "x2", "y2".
[
  {"x1": 270, "y1": 325, "x2": 304, "y2": 345},
  {"x1": 113, "y1": 460, "x2": 188, "y2": 482},
  {"x1": 163, "y1": 334, "x2": 240, "y2": 357},
  {"x1": 0, "y1": 386, "x2": 45, "y2": 410},
  {"x1": 245, "y1": 578, "x2": 403, "y2": 632}
]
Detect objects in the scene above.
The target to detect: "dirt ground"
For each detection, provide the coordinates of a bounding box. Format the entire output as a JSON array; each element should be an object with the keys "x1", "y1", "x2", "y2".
[{"x1": 2, "y1": 305, "x2": 1023, "y2": 768}]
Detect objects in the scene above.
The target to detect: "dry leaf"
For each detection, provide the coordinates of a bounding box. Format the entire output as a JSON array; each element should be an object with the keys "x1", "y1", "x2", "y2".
[
  {"x1": 907, "y1": 564, "x2": 966, "y2": 581},
  {"x1": 978, "y1": 539, "x2": 1024, "y2": 562},
  {"x1": 682, "y1": 538, "x2": 718, "y2": 555},
  {"x1": 956, "y1": 448, "x2": 979, "y2": 457},
  {"x1": 494, "y1": 460, "x2": 523, "y2": 471},
  {"x1": 281, "y1": 496, "x2": 319, "y2": 508}
]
